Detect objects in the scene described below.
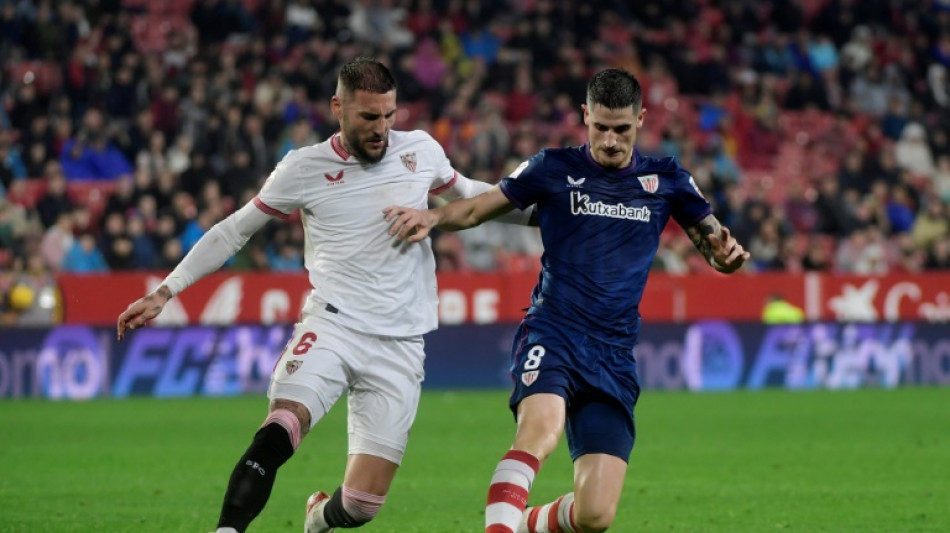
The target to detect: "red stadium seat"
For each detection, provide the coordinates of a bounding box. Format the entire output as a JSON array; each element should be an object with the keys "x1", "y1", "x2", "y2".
[
  {"x1": 67, "y1": 181, "x2": 117, "y2": 224},
  {"x1": 5, "y1": 61, "x2": 62, "y2": 94}
]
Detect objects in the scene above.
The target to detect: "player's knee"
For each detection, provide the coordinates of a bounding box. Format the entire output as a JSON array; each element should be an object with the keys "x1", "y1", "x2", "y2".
[
  {"x1": 574, "y1": 502, "x2": 617, "y2": 533},
  {"x1": 324, "y1": 486, "x2": 386, "y2": 528},
  {"x1": 266, "y1": 400, "x2": 311, "y2": 446},
  {"x1": 262, "y1": 407, "x2": 305, "y2": 450}
]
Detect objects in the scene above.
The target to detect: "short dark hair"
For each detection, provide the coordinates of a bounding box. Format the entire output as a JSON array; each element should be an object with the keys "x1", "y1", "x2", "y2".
[
  {"x1": 586, "y1": 69, "x2": 642, "y2": 110},
  {"x1": 338, "y1": 57, "x2": 397, "y2": 95}
]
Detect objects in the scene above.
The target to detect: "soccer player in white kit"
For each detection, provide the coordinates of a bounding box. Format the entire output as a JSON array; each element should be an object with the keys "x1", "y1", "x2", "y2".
[{"x1": 116, "y1": 58, "x2": 533, "y2": 533}]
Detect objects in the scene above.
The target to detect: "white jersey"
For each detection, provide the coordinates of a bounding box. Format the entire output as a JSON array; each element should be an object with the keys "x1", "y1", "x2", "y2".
[{"x1": 255, "y1": 130, "x2": 459, "y2": 336}]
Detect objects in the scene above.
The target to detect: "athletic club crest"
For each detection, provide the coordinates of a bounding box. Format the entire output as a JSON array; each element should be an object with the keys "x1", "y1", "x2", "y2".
[
  {"x1": 285, "y1": 360, "x2": 302, "y2": 375},
  {"x1": 521, "y1": 370, "x2": 539, "y2": 386},
  {"x1": 400, "y1": 152, "x2": 417, "y2": 172},
  {"x1": 637, "y1": 174, "x2": 659, "y2": 194}
]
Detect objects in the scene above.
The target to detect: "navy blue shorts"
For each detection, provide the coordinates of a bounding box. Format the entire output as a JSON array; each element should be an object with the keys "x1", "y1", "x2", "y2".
[{"x1": 509, "y1": 315, "x2": 641, "y2": 462}]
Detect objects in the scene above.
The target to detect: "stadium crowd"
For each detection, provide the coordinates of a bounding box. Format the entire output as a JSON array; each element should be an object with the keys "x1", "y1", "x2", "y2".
[{"x1": 2, "y1": 0, "x2": 950, "y2": 322}]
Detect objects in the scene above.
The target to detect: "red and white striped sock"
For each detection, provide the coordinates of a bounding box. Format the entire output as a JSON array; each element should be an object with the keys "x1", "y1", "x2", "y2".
[
  {"x1": 485, "y1": 450, "x2": 541, "y2": 533},
  {"x1": 522, "y1": 493, "x2": 576, "y2": 533}
]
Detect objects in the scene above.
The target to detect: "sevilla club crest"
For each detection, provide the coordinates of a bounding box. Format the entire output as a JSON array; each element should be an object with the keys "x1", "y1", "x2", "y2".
[
  {"x1": 286, "y1": 360, "x2": 302, "y2": 375},
  {"x1": 400, "y1": 152, "x2": 417, "y2": 173}
]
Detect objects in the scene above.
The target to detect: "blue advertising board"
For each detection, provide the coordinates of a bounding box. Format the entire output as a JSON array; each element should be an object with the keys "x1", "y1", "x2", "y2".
[{"x1": 1, "y1": 322, "x2": 948, "y2": 399}]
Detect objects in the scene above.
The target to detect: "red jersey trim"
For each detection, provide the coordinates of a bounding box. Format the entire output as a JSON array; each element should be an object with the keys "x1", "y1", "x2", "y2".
[
  {"x1": 253, "y1": 196, "x2": 291, "y2": 220},
  {"x1": 331, "y1": 134, "x2": 351, "y2": 160},
  {"x1": 429, "y1": 171, "x2": 458, "y2": 195}
]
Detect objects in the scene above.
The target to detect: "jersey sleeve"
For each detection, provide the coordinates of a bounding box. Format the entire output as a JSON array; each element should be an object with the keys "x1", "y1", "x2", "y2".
[
  {"x1": 498, "y1": 150, "x2": 550, "y2": 210},
  {"x1": 254, "y1": 150, "x2": 304, "y2": 219},
  {"x1": 670, "y1": 168, "x2": 714, "y2": 228},
  {"x1": 418, "y1": 132, "x2": 458, "y2": 195}
]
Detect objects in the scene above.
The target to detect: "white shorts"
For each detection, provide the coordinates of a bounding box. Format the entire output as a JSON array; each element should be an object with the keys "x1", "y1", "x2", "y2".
[{"x1": 268, "y1": 316, "x2": 425, "y2": 465}]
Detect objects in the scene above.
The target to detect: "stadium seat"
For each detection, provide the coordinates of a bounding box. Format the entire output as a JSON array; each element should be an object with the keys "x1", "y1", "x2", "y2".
[{"x1": 5, "y1": 61, "x2": 62, "y2": 94}]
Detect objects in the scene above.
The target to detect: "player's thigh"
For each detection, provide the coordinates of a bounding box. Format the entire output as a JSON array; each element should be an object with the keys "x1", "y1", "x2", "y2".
[
  {"x1": 512, "y1": 393, "x2": 566, "y2": 461},
  {"x1": 268, "y1": 318, "x2": 351, "y2": 429},
  {"x1": 573, "y1": 453, "x2": 628, "y2": 530},
  {"x1": 347, "y1": 333, "x2": 425, "y2": 465},
  {"x1": 565, "y1": 397, "x2": 635, "y2": 462}
]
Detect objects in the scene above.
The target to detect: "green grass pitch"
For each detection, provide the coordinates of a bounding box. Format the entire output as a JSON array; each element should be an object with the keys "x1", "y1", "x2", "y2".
[{"x1": 1, "y1": 387, "x2": 948, "y2": 532}]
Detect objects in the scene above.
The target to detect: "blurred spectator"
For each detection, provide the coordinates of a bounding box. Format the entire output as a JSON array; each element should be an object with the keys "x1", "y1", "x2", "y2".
[
  {"x1": 34, "y1": 164, "x2": 73, "y2": 228},
  {"x1": 136, "y1": 130, "x2": 169, "y2": 179},
  {"x1": 912, "y1": 199, "x2": 949, "y2": 250},
  {"x1": 61, "y1": 232, "x2": 108, "y2": 273},
  {"x1": 39, "y1": 210, "x2": 75, "y2": 271},
  {"x1": 934, "y1": 155, "x2": 950, "y2": 202},
  {"x1": 277, "y1": 119, "x2": 319, "y2": 160},
  {"x1": 886, "y1": 185, "x2": 916, "y2": 234},
  {"x1": 926, "y1": 237, "x2": 950, "y2": 270},
  {"x1": 0, "y1": 129, "x2": 27, "y2": 183},
  {"x1": 761, "y1": 293, "x2": 805, "y2": 324},
  {"x1": 894, "y1": 122, "x2": 935, "y2": 177},
  {"x1": 0, "y1": 0, "x2": 947, "y2": 277},
  {"x1": 60, "y1": 109, "x2": 133, "y2": 180},
  {"x1": 13, "y1": 252, "x2": 59, "y2": 325},
  {"x1": 180, "y1": 206, "x2": 221, "y2": 254}
]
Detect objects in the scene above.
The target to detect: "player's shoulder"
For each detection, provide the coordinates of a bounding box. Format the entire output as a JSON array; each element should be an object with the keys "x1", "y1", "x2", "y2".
[
  {"x1": 527, "y1": 145, "x2": 586, "y2": 170},
  {"x1": 636, "y1": 153, "x2": 689, "y2": 177},
  {"x1": 390, "y1": 129, "x2": 442, "y2": 151},
  {"x1": 540, "y1": 145, "x2": 585, "y2": 161},
  {"x1": 279, "y1": 138, "x2": 335, "y2": 165}
]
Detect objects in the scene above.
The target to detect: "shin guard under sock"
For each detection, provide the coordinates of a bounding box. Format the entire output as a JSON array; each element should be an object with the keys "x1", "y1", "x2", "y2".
[{"x1": 217, "y1": 423, "x2": 295, "y2": 532}]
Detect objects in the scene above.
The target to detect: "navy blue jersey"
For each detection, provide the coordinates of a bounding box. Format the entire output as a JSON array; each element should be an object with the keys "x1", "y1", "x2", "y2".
[{"x1": 499, "y1": 145, "x2": 712, "y2": 348}]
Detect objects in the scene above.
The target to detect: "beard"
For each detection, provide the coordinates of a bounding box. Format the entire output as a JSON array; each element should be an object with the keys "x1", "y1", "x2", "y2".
[{"x1": 344, "y1": 130, "x2": 388, "y2": 164}]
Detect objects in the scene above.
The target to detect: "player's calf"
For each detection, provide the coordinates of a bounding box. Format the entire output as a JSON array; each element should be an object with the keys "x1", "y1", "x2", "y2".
[
  {"x1": 217, "y1": 409, "x2": 303, "y2": 532},
  {"x1": 572, "y1": 494, "x2": 616, "y2": 533}
]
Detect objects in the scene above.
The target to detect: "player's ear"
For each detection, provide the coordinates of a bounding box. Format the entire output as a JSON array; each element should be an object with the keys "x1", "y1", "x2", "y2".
[
  {"x1": 637, "y1": 107, "x2": 647, "y2": 127},
  {"x1": 330, "y1": 94, "x2": 343, "y2": 120},
  {"x1": 582, "y1": 104, "x2": 590, "y2": 125}
]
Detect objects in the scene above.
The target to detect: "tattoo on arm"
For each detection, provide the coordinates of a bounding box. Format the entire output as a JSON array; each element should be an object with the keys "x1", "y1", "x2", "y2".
[{"x1": 685, "y1": 214, "x2": 722, "y2": 262}]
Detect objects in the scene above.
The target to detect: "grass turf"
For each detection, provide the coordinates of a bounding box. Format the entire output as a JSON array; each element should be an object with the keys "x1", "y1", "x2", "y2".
[{"x1": 1, "y1": 387, "x2": 948, "y2": 532}]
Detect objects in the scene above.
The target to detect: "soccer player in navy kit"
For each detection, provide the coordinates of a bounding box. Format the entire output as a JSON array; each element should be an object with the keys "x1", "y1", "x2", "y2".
[{"x1": 385, "y1": 68, "x2": 750, "y2": 533}]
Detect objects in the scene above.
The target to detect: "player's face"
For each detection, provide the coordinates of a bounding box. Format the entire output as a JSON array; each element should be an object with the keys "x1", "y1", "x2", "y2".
[
  {"x1": 332, "y1": 89, "x2": 397, "y2": 164},
  {"x1": 583, "y1": 103, "x2": 645, "y2": 169}
]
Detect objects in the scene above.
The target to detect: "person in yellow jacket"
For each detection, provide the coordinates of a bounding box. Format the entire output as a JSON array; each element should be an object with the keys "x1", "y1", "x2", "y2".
[{"x1": 762, "y1": 293, "x2": 805, "y2": 324}]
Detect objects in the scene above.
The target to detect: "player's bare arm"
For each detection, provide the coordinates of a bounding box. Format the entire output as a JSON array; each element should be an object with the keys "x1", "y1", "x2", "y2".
[
  {"x1": 116, "y1": 285, "x2": 172, "y2": 340},
  {"x1": 384, "y1": 186, "x2": 515, "y2": 244},
  {"x1": 685, "y1": 214, "x2": 750, "y2": 273}
]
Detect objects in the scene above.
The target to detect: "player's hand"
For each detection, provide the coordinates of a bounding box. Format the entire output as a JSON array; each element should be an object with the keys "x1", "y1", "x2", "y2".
[
  {"x1": 383, "y1": 206, "x2": 438, "y2": 244},
  {"x1": 706, "y1": 226, "x2": 750, "y2": 273},
  {"x1": 116, "y1": 286, "x2": 172, "y2": 340}
]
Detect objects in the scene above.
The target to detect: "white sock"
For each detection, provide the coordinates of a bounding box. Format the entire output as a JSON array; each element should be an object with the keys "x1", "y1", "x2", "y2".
[{"x1": 215, "y1": 528, "x2": 239, "y2": 533}]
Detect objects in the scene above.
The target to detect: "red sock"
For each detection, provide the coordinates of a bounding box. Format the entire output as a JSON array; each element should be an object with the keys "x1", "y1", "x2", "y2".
[{"x1": 485, "y1": 450, "x2": 540, "y2": 533}]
